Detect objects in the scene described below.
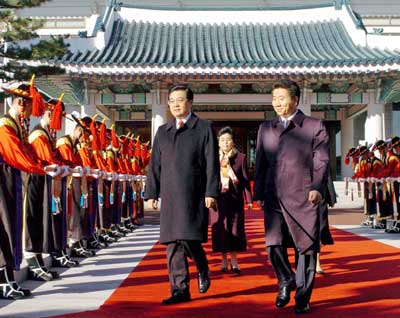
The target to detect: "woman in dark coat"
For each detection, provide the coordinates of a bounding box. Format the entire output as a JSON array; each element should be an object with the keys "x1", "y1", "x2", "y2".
[{"x1": 210, "y1": 127, "x2": 252, "y2": 273}]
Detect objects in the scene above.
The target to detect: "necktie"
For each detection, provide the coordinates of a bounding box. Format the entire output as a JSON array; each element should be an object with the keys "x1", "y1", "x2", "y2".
[{"x1": 177, "y1": 120, "x2": 184, "y2": 129}]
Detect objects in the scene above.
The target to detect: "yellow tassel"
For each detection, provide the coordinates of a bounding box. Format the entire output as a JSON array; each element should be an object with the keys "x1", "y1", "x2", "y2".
[{"x1": 30, "y1": 74, "x2": 36, "y2": 86}]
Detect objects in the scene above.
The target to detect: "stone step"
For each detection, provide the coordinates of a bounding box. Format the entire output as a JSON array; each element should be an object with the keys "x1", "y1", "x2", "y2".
[{"x1": 333, "y1": 181, "x2": 364, "y2": 209}]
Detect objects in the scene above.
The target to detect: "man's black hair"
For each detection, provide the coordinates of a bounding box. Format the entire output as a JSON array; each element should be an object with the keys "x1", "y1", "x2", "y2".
[
  {"x1": 168, "y1": 85, "x2": 194, "y2": 102},
  {"x1": 272, "y1": 80, "x2": 301, "y2": 105}
]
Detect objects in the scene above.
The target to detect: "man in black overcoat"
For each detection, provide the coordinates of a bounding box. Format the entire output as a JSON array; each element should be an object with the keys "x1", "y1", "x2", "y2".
[
  {"x1": 145, "y1": 85, "x2": 220, "y2": 305},
  {"x1": 254, "y1": 80, "x2": 329, "y2": 314}
]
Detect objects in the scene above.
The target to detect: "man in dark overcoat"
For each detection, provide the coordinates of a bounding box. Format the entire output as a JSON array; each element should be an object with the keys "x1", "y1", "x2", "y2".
[
  {"x1": 145, "y1": 85, "x2": 220, "y2": 305},
  {"x1": 254, "y1": 80, "x2": 329, "y2": 314}
]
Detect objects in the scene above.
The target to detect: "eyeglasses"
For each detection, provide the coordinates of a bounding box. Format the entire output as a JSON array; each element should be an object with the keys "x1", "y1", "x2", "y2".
[{"x1": 168, "y1": 97, "x2": 187, "y2": 104}]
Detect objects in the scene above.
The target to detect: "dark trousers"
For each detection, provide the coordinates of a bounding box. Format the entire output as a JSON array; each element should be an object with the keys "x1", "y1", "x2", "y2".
[
  {"x1": 166, "y1": 240, "x2": 208, "y2": 294},
  {"x1": 268, "y1": 246, "x2": 317, "y2": 307}
]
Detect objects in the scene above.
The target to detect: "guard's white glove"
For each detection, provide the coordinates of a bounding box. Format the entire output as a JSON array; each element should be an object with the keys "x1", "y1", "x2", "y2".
[
  {"x1": 106, "y1": 172, "x2": 114, "y2": 181},
  {"x1": 44, "y1": 164, "x2": 61, "y2": 177},
  {"x1": 134, "y1": 175, "x2": 147, "y2": 182},
  {"x1": 60, "y1": 166, "x2": 71, "y2": 178},
  {"x1": 72, "y1": 166, "x2": 83, "y2": 177},
  {"x1": 82, "y1": 166, "x2": 91, "y2": 176},
  {"x1": 90, "y1": 168, "x2": 99, "y2": 178}
]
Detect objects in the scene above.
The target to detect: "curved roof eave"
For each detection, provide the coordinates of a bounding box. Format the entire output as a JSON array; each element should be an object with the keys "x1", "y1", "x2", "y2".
[{"x1": 27, "y1": 60, "x2": 400, "y2": 77}]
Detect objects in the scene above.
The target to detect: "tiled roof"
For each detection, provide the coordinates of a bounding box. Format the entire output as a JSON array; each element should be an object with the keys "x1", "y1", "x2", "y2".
[
  {"x1": 35, "y1": 78, "x2": 82, "y2": 105},
  {"x1": 54, "y1": 19, "x2": 400, "y2": 69}
]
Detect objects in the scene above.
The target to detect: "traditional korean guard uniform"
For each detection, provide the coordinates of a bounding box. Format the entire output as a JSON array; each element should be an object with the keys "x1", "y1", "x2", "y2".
[
  {"x1": 385, "y1": 137, "x2": 400, "y2": 232},
  {"x1": 105, "y1": 127, "x2": 125, "y2": 239},
  {"x1": 356, "y1": 146, "x2": 377, "y2": 225},
  {"x1": 57, "y1": 124, "x2": 95, "y2": 258},
  {"x1": 0, "y1": 79, "x2": 46, "y2": 299},
  {"x1": 24, "y1": 96, "x2": 66, "y2": 281}
]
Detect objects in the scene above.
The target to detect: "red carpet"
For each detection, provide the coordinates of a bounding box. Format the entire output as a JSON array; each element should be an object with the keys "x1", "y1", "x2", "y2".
[{"x1": 52, "y1": 211, "x2": 400, "y2": 318}]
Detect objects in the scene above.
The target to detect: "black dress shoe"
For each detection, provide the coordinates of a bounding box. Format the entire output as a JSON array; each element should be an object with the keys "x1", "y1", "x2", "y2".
[
  {"x1": 294, "y1": 303, "x2": 310, "y2": 314},
  {"x1": 275, "y1": 283, "x2": 295, "y2": 308},
  {"x1": 198, "y1": 271, "x2": 210, "y2": 293},
  {"x1": 162, "y1": 290, "x2": 191, "y2": 305}
]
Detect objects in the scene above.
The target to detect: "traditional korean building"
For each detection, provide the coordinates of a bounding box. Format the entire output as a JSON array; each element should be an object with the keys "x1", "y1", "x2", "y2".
[{"x1": 10, "y1": 0, "x2": 400, "y2": 179}]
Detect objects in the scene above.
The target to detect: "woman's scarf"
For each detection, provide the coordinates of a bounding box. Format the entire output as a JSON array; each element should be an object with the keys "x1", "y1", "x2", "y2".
[{"x1": 220, "y1": 148, "x2": 239, "y2": 192}]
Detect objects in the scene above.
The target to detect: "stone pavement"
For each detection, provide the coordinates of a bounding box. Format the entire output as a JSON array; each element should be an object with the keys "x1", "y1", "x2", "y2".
[
  {"x1": 1, "y1": 207, "x2": 399, "y2": 318},
  {"x1": 0, "y1": 224, "x2": 161, "y2": 318}
]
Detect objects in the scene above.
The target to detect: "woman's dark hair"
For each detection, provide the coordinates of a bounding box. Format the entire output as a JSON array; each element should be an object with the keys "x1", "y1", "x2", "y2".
[
  {"x1": 218, "y1": 126, "x2": 235, "y2": 141},
  {"x1": 168, "y1": 84, "x2": 194, "y2": 101}
]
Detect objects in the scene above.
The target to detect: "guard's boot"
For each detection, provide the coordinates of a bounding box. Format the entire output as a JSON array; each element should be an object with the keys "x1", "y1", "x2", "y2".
[
  {"x1": 99, "y1": 232, "x2": 116, "y2": 244},
  {"x1": 361, "y1": 216, "x2": 373, "y2": 226},
  {"x1": 110, "y1": 225, "x2": 125, "y2": 238},
  {"x1": 386, "y1": 220, "x2": 400, "y2": 233},
  {"x1": 26, "y1": 256, "x2": 53, "y2": 282},
  {"x1": 372, "y1": 218, "x2": 386, "y2": 229},
  {"x1": 89, "y1": 232, "x2": 107, "y2": 249},
  {"x1": 117, "y1": 223, "x2": 131, "y2": 235},
  {"x1": 70, "y1": 241, "x2": 95, "y2": 258},
  {"x1": 393, "y1": 221, "x2": 400, "y2": 233},
  {"x1": 36, "y1": 253, "x2": 60, "y2": 279},
  {"x1": 0, "y1": 267, "x2": 29, "y2": 300},
  {"x1": 52, "y1": 250, "x2": 79, "y2": 268},
  {"x1": 125, "y1": 218, "x2": 137, "y2": 231}
]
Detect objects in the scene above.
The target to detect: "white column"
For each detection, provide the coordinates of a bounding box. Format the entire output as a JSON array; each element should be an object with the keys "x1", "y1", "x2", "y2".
[
  {"x1": 83, "y1": 89, "x2": 97, "y2": 117},
  {"x1": 364, "y1": 89, "x2": 384, "y2": 143},
  {"x1": 81, "y1": 79, "x2": 97, "y2": 117},
  {"x1": 151, "y1": 88, "x2": 168, "y2": 142},
  {"x1": 341, "y1": 116, "x2": 355, "y2": 179},
  {"x1": 297, "y1": 88, "x2": 312, "y2": 116}
]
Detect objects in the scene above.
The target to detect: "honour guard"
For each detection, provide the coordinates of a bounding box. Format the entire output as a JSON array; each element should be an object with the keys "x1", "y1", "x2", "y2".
[
  {"x1": 0, "y1": 78, "x2": 46, "y2": 299},
  {"x1": 24, "y1": 95, "x2": 66, "y2": 281},
  {"x1": 369, "y1": 141, "x2": 388, "y2": 228},
  {"x1": 356, "y1": 146, "x2": 376, "y2": 226},
  {"x1": 385, "y1": 137, "x2": 400, "y2": 232},
  {"x1": 106, "y1": 126, "x2": 125, "y2": 239},
  {"x1": 373, "y1": 140, "x2": 394, "y2": 223},
  {"x1": 54, "y1": 121, "x2": 86, "y2": 263},
  {"x1": 56, "y1": 119, "x2": 95, "y2": 258}
]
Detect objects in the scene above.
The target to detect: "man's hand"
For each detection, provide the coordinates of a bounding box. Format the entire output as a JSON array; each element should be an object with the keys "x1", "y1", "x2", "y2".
[
  {"x1": 256, "y1": 200, "x2": 264, "y2": 209},
  {"x1": 205, "y1": 197, "x2": 216, "y2": 209},
  {"x1": 148, "y1": 199, "x2": 159, "y2": 210},
  {"x1": 308, "y1": 190, "x2": 322, "y2": 206}
]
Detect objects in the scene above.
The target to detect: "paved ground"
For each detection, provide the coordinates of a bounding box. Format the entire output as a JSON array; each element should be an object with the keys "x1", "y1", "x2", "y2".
[
  {"x1": 0, "y1": 224, "x2": 161, "y2": 318},
  {"x1": 1, "y1": 207, "x2": 398, "y2": 318}
]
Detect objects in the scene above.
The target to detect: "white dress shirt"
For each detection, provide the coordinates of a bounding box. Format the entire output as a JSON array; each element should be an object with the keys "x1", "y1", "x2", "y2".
[
  {"x1": 176, "y1": 112, "x2": 192, "y2": 129},
  {"x1": 280, "y1": 109, "x2": 298, "y2": 129}
]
